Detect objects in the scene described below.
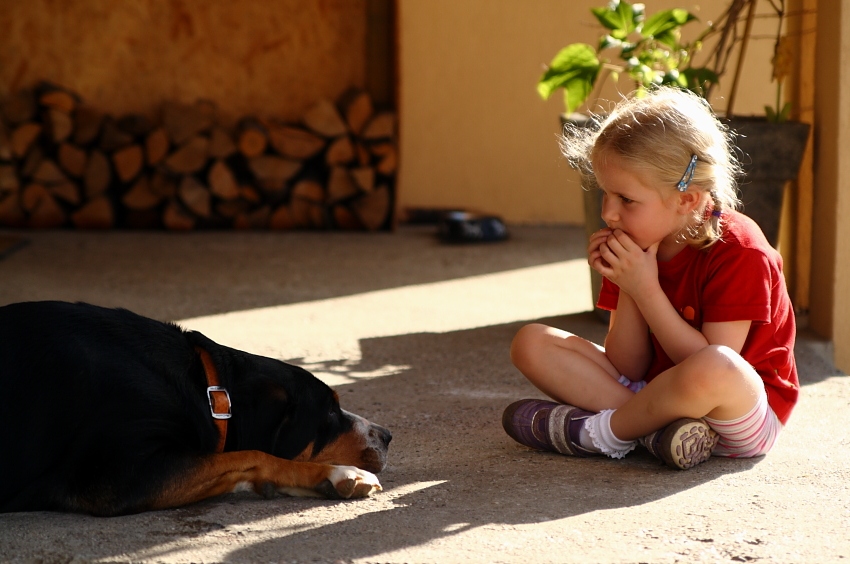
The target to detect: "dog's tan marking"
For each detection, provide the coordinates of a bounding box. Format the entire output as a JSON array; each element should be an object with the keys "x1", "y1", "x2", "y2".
[{"x1": 149, "y1": 451, "x2": 380, "y2": 509}]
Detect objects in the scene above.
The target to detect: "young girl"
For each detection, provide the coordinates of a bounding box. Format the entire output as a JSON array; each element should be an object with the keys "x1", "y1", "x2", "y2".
[{"x1": 503, "y1": 88, "x2": 799, "y2": 469}]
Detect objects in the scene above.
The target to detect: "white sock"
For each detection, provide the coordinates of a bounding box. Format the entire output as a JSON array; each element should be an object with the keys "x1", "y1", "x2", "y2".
[
  {"x1": 584, "y1": 409, "x2": 637, "y2": 459},
  {"x1": 578, "y1": 421, "x2": 601, "y2": 453}
]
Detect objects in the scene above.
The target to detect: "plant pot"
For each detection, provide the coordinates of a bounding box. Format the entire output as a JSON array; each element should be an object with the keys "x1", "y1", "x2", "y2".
[
  {"x1": 561, "y1": 113, "x2": 609, "y2": 320},
  {"x1": 722, "y1": 117, "x2": 811, "y2": 247}
]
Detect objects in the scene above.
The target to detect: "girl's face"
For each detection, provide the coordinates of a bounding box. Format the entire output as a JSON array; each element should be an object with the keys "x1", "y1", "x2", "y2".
[{"x1": 594, "y1": 153, "x2": 691, "y2": 256}]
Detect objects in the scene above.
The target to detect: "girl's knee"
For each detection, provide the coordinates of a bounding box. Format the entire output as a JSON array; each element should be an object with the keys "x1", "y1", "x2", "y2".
[
  {"x1": 676, "y1": 345, "x2": 756, "y2": 396},
  {"x1": 694, "y1": 345, "x2": 749, "y2": 376},
  {"x1": 510, "y1": 323, "x2": 549, "y2": 368},
  {"x1": 511, "y1": 324, "x2": 577, "y2": 367}
]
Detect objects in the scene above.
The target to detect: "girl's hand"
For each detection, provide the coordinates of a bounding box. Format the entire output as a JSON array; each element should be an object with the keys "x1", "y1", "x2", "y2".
[
  {"x1": 587, "y1": 228, "x2": 612, "y2": 270},
  {"x1": 594, "y1": 229, "x2": 660, "y2": 298}
]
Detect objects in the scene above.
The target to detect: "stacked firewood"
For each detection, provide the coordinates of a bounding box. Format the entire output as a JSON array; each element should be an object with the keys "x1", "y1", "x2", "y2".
[{"x1": 0, "y1": 82, "x2": 396, "y2": 230}]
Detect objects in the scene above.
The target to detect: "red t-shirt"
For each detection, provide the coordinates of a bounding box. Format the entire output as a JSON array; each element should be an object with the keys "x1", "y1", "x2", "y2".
[{"x1": 597, "y1": 211, "x2": 799, "y2": 424}]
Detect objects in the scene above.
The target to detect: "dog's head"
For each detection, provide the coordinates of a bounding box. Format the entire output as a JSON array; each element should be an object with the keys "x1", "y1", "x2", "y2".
[{"x1": 232, "y1": 354, "x2": 391, "y2": 474}]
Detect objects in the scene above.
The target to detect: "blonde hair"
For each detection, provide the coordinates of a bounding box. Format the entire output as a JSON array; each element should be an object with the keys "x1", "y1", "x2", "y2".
[{"x1": 562, "y1": 88, "x2": 741, "y2": 249}]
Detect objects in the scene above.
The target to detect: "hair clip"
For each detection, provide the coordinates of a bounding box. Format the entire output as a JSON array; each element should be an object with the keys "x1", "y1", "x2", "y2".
[{"x1": 676, "y1": 155, "x2": 698, "y2": 192}]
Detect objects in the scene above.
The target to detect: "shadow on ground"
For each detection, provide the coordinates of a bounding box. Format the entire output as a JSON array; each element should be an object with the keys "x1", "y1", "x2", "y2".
[
  {"x1": 6, "y1": 312, "x2": 837, "y2": 562},
  {"x1": 218, "y1": 315, "x2": 764, "y2": 562},
  {"x1": 1, "y1": 226, "x2": 846, "y2": 563}
]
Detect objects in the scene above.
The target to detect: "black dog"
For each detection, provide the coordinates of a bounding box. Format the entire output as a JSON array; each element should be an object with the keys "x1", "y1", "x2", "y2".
[{"x1": 0, "y1": 301, "x2": 391, "y2": 516}]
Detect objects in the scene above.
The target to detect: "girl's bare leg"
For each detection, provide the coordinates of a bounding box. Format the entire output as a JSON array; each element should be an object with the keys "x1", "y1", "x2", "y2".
[
  {"x1": 510, "y1": 323, "x2": 634, "y2": 411},
  {"x1": 610, "y1": 344, "x2": 765, "y2": 440},
  {"x1": 511, "y1": 326, "x2": 763, "y2": 447}
]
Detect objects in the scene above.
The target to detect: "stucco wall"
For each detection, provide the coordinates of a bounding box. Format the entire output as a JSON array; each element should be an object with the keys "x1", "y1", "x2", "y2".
[
  {"x1": 1, "y1": 0, "x2": 784, "y2": 226},
  {"x1": 396, "y1": 0, "x2": 778, "y2": 225},
  {"x1": 0, "y1": 0, "x2": 367, "y2": 125}
]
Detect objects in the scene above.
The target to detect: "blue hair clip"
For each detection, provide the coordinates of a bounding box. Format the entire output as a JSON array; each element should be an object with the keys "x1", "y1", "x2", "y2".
[{"x1": 676, "y1": 155, "x2": 698, "y2": 192}]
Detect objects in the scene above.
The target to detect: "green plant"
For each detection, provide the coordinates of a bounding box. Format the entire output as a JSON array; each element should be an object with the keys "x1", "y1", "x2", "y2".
[
  {"x1": 537, "y1": 0, "x2": 718, "y2": 114},
  {"x1": 766, "y1": 33, "x2": 793, "y2": 122}
]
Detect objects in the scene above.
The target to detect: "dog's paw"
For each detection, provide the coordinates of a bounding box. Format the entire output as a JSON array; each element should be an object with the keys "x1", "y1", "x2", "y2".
[{"x1": 323, "y1": 465, "x2": 382, "y2": 499}]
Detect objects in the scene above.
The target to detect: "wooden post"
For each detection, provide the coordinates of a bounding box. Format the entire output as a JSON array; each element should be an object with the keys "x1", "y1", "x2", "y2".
[{"x1": 791, "y1": 0, "x2": 817, "y2": 312}]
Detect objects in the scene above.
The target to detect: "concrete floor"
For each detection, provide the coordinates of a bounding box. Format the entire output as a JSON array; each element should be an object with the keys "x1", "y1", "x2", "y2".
[{"x1": 0, "y1": 225, "x2": 848, "y2": 563}]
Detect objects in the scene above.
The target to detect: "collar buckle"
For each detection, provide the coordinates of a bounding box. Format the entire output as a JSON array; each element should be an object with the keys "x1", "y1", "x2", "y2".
[{"x1": 206, "y1": 386, "x2": 232, "y2": 420}]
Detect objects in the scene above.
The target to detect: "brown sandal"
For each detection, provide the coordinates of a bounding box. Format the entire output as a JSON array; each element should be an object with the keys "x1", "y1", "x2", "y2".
[{"x1": 642, "y1": 418, "x2": 719, "y2": 470}]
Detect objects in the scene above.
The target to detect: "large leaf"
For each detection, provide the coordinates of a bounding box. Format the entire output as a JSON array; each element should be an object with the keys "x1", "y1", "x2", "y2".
[
  {"x1": 591, "y1": 1, "x2": 638, "y2": 40},
  {"x1": 536, "y1": 44, "x2": 600, "y2": 113},
  {"x1": 545, "y1": 43, "x2": 599, "y2": 73},
  {"x1": 641, "y1": 8, "x2": 695, "y2": 39},
  {"x1": 652, "y1": 29, "x2": 681, "y2": 49},
  {"x1": 562, "y1": 77, "x2": 597, "y2": 115}
]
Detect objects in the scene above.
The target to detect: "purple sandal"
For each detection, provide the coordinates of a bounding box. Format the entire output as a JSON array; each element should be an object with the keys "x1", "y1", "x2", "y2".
[{"x1": 502, "y1": 399, "x2": 598, "y2": 457}]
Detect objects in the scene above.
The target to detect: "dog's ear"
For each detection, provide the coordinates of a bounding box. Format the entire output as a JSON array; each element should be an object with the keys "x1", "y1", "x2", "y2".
[{"x1": 307, "y1": 392, "x2": 354, "y2": 456}]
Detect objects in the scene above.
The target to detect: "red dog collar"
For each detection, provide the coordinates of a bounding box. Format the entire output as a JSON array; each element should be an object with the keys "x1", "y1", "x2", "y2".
[{"x1": 196, "y1": 346, "x2": 231, "y2": 452}]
